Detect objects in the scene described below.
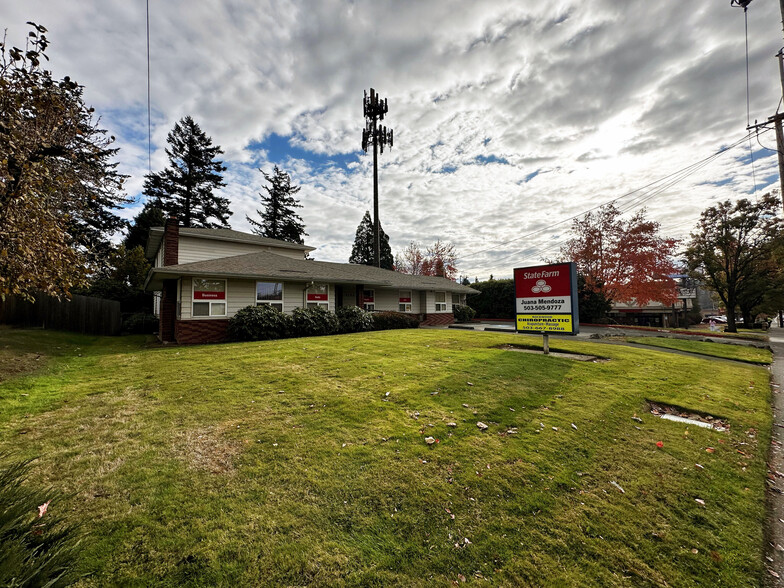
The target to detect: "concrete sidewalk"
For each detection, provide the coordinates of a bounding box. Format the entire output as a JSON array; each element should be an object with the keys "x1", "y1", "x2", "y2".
[{"x1": 766, "y1": 324, "x2": 784, "y2": 585}]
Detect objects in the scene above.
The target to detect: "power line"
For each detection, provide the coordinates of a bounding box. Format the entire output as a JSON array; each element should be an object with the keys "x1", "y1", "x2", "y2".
[
  {"x1": 146, "y1": 0, "x2": 152, "y2": 173},
  {"x1": 457, "y1": 130, "x2": 761, "y2": 262}
]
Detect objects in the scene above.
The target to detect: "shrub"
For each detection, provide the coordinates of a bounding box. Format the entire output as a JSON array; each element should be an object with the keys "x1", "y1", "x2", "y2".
[
  {"x1": 371, "y1": 311, "x2": 421, "y2": 331},
  {"x1": 468, "y1": 279, "x2": 514, "y2": 318},
  {"x1": 291, "y1": 307, "x2": 340, "y2": 337},
  {"x1": 121, "y1": 312, "x2": 158, "y2": 334},
  {"x1": 452, "y1": 304, "x2": 476, "y2": 323},
  {"x1": 335, "y1": 306, "x2": 373, "y2": 334},
  {"x1": 228, "y1": 305, "x2": 293, "y2": 341},
  {"x1": 0, "y1": 458, "x2": 80, "y2": 587}
]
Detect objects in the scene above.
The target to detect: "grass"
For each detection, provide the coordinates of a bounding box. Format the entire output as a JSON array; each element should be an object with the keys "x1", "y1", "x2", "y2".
[
  {"x1": 626, "y1": 336, "x2": 773, "y2": 365},
  {"x1": 0, "y1": 327, "x2": 772, "y2": 586}
]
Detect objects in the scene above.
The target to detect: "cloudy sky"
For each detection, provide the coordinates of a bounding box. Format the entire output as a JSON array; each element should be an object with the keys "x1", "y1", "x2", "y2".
[{"x1": 3, "y1": 1, "x2": 783, "y2": 279}]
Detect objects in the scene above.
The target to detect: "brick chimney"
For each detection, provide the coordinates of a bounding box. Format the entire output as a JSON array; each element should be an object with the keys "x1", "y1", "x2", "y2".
[{"x1": 163, "y1": 216, "x2": 179, "y2": 266}]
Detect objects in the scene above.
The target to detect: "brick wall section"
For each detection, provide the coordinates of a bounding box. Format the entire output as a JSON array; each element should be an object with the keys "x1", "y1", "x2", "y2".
[
  {"x1": 420, "y1": 313, "x2": 454, "y2": 326},
  {"x1": 163, "y1": 216, "x2": 179, "y2": 266},
  {"x1": 159, "y1": 280, "x2": 178, "y2": 342},
  {"x1": 175, "y1": 319, "x2": 230, "y2": 344}
]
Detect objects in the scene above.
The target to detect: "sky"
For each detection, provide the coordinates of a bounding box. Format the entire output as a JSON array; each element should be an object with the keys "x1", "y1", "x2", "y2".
[{"x1": 3, "y1": 1, "x2": 784, "y2": 280}]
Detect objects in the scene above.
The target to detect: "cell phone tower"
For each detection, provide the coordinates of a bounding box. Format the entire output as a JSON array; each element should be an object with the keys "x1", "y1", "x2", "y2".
[{"x1": 361, "y1": 88, "x2": 394, "y2": 268}]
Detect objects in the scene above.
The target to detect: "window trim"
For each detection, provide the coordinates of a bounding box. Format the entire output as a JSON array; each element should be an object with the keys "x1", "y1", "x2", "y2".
[
  {"x1": 192, "y1": 278, "x2": 227, "y2": 318},
  {"x1": 256, "y1": 281, "x2": 285, "y2": 312},
  {"x1": 399, "y1": 290, "x2": 412, "y2": 313},
  {"x1": 363, "y1": 288, "x2": 375, "y2": 312},
  {"x1": 305, "y1": 283, "x2": 329, "y2": 309},
  {"x1": 435, "y1": 290, "x2": 447, "y2": 312}
]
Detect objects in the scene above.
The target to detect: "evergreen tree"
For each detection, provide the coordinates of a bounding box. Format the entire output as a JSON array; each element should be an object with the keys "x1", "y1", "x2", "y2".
[
  {"x1": 349, "y1": 211, "x2": 393, "y2": 269},
  {"x1": 143, "y1": 116, "x2": 230, "y2": 228},
  {"x1": 124, "y1": 201, "x2": 166, "y2": 252},
  {"x1": 246, "y1": 166, "x2": 307, "y2": 244}
]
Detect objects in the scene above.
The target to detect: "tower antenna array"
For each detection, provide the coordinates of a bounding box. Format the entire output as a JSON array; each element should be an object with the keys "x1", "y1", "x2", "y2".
[{"x1": 361, "y1": 88, "x2": 394, "y2": 267}]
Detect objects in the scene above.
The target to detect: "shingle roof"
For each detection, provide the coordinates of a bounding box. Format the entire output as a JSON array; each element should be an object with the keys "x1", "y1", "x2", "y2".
[
  {"x1": 144, "y1": 250, "x2": 479, "y2": 294},
  {"x1": 145, "y1": 226, "x2": 314, "y2": 258}
]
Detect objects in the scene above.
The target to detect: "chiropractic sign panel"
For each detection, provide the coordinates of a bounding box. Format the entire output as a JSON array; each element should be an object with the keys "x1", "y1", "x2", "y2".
[{"x1": 513, "y1": 262, "x2": 579, "y2": 335}]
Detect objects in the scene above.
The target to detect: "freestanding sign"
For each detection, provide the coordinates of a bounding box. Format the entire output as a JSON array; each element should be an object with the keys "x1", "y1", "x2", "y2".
[{"x1": 514, "y1": 262, "x2": 579, "y2": 335}]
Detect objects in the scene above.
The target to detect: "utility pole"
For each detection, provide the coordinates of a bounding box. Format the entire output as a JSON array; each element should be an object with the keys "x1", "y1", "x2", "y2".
[
  {"x1": 737, "y1": 0, "x2": 784, "y2": 209},
  {"x1": 361, "y1": 88, "x2": 393, "y2": 267}
]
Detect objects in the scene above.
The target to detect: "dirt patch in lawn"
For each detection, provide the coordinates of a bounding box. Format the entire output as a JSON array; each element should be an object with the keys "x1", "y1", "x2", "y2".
[
  {"x1": 0, "y1": 350, "x2": 46, "y2": 382},
  {"x1": 177, "y1": 426, "x2": 243, "y2": 475},
  {"x1": 496, "y1": 344, "x2": 607, "y2": 362}
]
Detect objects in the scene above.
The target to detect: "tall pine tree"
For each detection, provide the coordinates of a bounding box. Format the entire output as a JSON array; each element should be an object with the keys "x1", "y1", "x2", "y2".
[
  {"x1": 124, "y1": 201, "x2": 166, "y2": 252},
  {"x1": 143, "y1": 116, "x2": 231, "y2": 228},
  {"x1": 246, "y1": 166, "x2": 307, "y2": 244},
  {"x1": 349, "y1": 211, "x2": 393, "y2": 269}
]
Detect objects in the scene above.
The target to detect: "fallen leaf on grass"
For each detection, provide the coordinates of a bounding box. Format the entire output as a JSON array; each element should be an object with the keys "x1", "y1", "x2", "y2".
[
  {"x1": 37, "y1": 500, "x2": 50, "y2": 518},
  {"x1": 705, "y1": 447, "x2": 715, "y2": 453},
  {"x1": 695, "y1": 498, "x2": 706, "y2": 506}
]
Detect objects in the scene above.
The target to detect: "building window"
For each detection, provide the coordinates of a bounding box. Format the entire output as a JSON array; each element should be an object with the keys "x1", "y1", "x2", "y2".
[
  {"x1": 399, "y1": 290, "x2": 412, "y2": 312},
  {"x1": 363, "y1": 289, "x2": 375, "y2": 311},
  {"x1": 452, "y1": 293, "x2": 461, "y2": 305},
  {"x1": 306, "y1": 283, "x2": 329, "y2": 309},
  {"x1": 257, "y1": 281, "x2": 284, "y2": 311},
  {"x1": 435, "y1": 291, "x2": 447, "y2": 312},
  {"x1": 193, "y1": 278, "x2": 226, "y2": 317}
]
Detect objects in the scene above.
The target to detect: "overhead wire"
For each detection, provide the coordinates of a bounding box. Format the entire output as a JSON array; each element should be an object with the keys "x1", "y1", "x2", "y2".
[
  {"x1": 146, "y1": 0, "x2": 152, "y2": 173},
  {"x1": 458, "y1": 129, "x2": 762, "y2": 268},
  {"x1": 742, "y1": 5, "x2": 759, "y2": 193}
]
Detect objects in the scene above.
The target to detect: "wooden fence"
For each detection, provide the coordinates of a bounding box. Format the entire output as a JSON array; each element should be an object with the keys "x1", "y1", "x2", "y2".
[{"x1": 0, "y1": 291, "x2": 122, "y2": 336}]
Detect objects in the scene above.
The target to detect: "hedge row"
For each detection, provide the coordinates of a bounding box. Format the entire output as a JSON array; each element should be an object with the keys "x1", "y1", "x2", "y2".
[{"x1": 227, "y1": 305, "x2": 420, "y2": 342}]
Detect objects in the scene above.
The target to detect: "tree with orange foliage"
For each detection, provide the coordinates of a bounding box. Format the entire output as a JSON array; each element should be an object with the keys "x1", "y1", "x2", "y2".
[
  {"x1": 559, "y1": 204, "x2": 679, "y2": 307},
  {"x1": 395, "y1": 240, "x2": 459, "y2": 280}
]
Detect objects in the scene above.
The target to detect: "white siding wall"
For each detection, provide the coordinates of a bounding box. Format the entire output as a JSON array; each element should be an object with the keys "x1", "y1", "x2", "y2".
[
  {"x1": 155, "y1": 245, "x2": 164, "y2": 268},
  {"x1": 177, "y1": 236, "x2": 305, "y2": 264},
  {"x1": 178, "y1": 277, "x2": 457, "y2": 319},
  {"x1": 420, "y1": 290, "x2": 452, "y2": 314},
  {"x1": 370, "y1": 288, "x2": 421, "y2": 313}
]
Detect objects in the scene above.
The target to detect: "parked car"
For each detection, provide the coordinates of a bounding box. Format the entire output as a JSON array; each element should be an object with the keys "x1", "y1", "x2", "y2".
[{"x1": 701, "y1": 316, "x2": 727, "y2": 324}]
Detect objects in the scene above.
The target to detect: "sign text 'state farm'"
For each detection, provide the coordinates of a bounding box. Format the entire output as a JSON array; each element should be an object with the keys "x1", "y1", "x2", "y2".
[{"x1": 513, "y1": 262, "x2": 579, "y2": 335}]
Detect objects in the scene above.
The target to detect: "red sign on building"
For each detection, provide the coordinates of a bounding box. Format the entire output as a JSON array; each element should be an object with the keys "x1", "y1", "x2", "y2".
[
  {"x1": 307, "y1": 293, "x2": 328, "y2": 301},
  {"x1": 193, "y1": 291, "x2": 225, "y2": 300}
]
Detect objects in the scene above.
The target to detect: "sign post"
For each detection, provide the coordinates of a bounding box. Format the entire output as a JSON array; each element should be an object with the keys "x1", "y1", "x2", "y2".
[{"x1": 514, "y1": 262, "x2": 579, "y2": 348}]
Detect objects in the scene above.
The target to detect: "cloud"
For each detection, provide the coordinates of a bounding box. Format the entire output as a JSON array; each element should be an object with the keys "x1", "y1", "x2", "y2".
[{"x1": 4, "y1": 0, "x2": 782, "y2": 279}]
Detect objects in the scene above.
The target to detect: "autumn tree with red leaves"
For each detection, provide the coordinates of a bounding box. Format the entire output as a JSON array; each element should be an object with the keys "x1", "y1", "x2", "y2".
[
  {"x1": 395, "y1": 240, "x2": 459, "y2": 280},
  {"x1": 559, "y1": 204, "x2": 679, "y2": 307}
]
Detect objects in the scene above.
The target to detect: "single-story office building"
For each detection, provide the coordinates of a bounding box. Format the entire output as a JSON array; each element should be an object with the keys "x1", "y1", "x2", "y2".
[{"x1": 144, "y1": 219, "x2": 478, "y2": 344}]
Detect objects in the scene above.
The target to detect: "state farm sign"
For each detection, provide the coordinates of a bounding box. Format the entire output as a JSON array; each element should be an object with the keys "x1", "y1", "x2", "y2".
[{"x1": 513, "y1": 262, "x2": 579, "y2": 335}]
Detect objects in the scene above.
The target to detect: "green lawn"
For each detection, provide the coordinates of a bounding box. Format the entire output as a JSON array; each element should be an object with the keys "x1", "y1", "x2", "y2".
[
  {"x1": 0, "y1": 327, "x2": 772, "y2": 586},
  {"x1": 626, "y1": 336, "x2": 773, "y2": 365}
]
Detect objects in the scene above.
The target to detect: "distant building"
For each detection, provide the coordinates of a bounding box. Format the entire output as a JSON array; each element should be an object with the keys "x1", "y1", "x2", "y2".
[{"x1": 607, "y1": 276, "x2": 711, "y2": 328}]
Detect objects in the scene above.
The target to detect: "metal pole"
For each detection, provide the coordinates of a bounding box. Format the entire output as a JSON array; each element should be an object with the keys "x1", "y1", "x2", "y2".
[
  {"x1": 542, "y1": 333, "x2": 549, "y2": 355},
  {"x1": 373, "y1": 114, "x2": 380, "y2": 268}
]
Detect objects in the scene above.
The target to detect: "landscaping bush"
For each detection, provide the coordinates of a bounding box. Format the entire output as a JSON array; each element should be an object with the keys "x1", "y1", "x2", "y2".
[
  {"x1": 468, "y1": 279, "x2": 514, "y2": 318},
  {"x1": 122, "y1": 312, "x2": 158, "y2": 334},
  {"x1": 291, "y1": 307, "x2": 340, "y2": 337},
  {"x1": 335, "y1": 306, "x2": 373, "y2": 334},
  {"x1": 0, "y1": 458, "x2": 80, "y2": 587},
  {"x1": 452, "y1": 304, "x2": 476, "y2": 323},
  {"x1": 371, "y1": 311, "x2": 421, "y2": 330},
  {"x1": 228, "y1": 305, "x2": 293, "y2": 341}
]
